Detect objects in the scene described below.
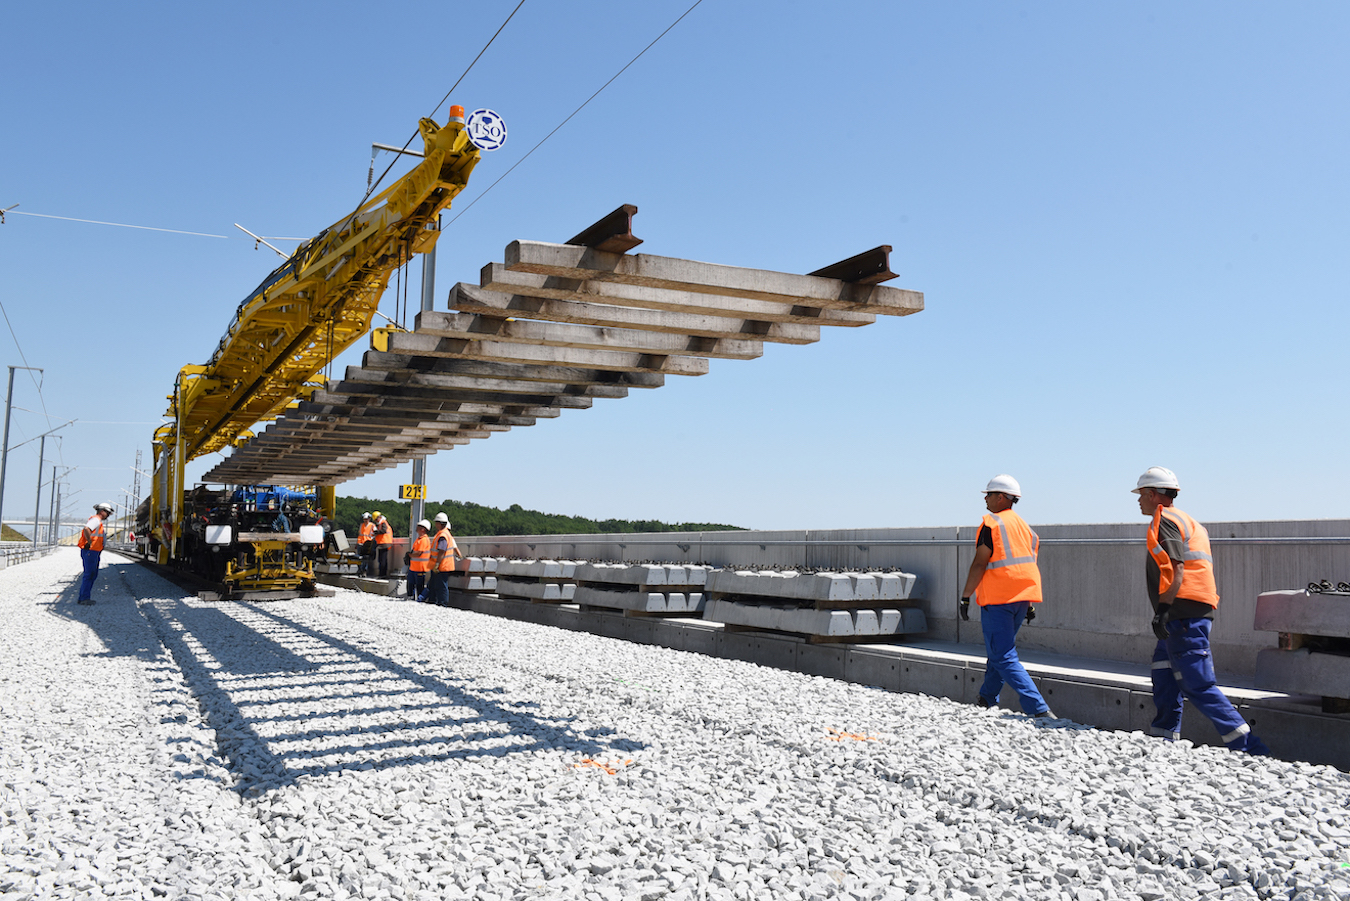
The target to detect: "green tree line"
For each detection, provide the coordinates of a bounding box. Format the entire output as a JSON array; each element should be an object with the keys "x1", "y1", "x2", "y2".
[{"x1": 331, "y1": 496, "x2": 742, "y2": 539}]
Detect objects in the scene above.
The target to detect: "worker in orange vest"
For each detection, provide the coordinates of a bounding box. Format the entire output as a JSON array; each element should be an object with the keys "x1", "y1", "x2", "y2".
[
  {"x1": 77, "y1": 502, "x2": 114, "y2": 605},
  {"x1": 357, "y1": 512, "x2": 374, "y2": 575},
  {"x1": 960, "y1": 475, "x2": 1054, "y2": 719},
  {"x1": 427, "y1": 512, "x2": 463, "y2": 606},
  {"x1": 406, "y1": 519, "x2": 432, "y2": 601},
  {"x1": 1134, "y1": 466, "x2": 1268, "y2": 754},
  {"x1": 372, "y1": 510, "x2": 394, "y2": 577}
]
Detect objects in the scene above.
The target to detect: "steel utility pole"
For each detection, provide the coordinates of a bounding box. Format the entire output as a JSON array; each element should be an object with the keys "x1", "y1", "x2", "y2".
[
  {"x1": 20, "y1": 421, "x2": 73, "y2": 544},
  {"x1": 409, "y1": 214, "x2": 439, "y2": 533},
  {"x1": 131, "y1": 450, "x2": 142, "y2": 523},
  {"x1": 0, "y1": 365, "x2": 42, "y2": 535},
  {"x1": 32, "y1": 434, "x2": 45, "y2": 544},
  {"x1": 47, "y1": 466, "x2": 56, "y2": 546},
  {"x1": 53, "y1": 481, "x2": 62, "y2": 545},
  {"x1": 49, "y1": 466, "x2": 76, "y2": 547},
  {"x1": 369, "y1": 139, "x2": 436, "y2": 534}
]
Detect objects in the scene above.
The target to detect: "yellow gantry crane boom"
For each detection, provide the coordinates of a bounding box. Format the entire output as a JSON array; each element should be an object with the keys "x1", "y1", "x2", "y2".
[{"x1": 151, "y1": 113, "x2": 481, "y2": 559}]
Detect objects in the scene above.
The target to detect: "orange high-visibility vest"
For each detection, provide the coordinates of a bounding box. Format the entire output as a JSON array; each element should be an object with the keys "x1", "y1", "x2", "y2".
[
  {"x1": 374, "y1": 516, "x2": 393, "y2": 545},
  {"x1": 409, "y1": 534, "x2": 432, "y2": 572},
  {"x1": 78, "y1": 515, "x2": 105, "y2": 552},
  {"x1": 358, "y1": 521, "x2": 374, "y2": 544},
  {"x1": 974, "y1": 509, "x2": 1042, "y2": 606},
  {"x1": 432, "y1": 526, "x2": 459, "y2": 572},
  {"x1": 1147, "y1": 506, "x2": 1219, "y2": 607}
]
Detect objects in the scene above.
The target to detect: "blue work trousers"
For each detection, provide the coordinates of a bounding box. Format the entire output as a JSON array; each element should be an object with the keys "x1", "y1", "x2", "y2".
[
  {"x1": 1151, "y1": 617, "x2": 1267, "y2": 753},
  {"x1": 78, "y1": 548, "x2": 101, "y2": 601},
  {"x1": 406, "y1": 570, "x2": 427, "y2": 600},
  {"x1": 428, "y1": 571, "x2": 450, "y2": 607},
  {"x1": 978, "y1": 601, "x2": 1049, "y2": 715}
]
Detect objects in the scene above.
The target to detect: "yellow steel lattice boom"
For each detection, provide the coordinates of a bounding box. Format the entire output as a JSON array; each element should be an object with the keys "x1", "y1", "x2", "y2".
[{"x1": 151, "y1": 114, "x2": 480, "y2": 560}]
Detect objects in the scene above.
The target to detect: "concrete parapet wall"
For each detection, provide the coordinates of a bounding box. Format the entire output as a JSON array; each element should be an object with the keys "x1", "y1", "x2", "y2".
[{"x1": 460, "y1": 519, "x2": 1350, "y2": 678}]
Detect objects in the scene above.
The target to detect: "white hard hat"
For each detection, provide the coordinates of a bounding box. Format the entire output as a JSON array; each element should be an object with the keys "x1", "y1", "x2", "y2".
[
  {"x1": 984, "y1": 474, "x2": 1021, "y2": 498},
  {"x1": 93, "y1": 502, "x2": 114, "y2": 513},
  {"x1": 434, "y1": 512, "x2": 449, "y2": 525},
  {"x1": 362, "y1": 512, "x2": 371, "y2": 519},
  {"x1": 417, "y1": 519, "x2": 431, "y2": 531},
  {"x1": 1132, "y1": 466, "x2": 1180, "y2": 494}
]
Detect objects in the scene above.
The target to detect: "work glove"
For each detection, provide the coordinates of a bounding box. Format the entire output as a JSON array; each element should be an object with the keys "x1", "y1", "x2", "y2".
[
  {"x1": 1151, "y1": 611, "x2": 1169, "y2": 641},
  {"x1": 960, "y1": 597, "x2": 971, "y2": 621},
  {"x1": 1024, "y1": 605, "x2": 1037, "y2": 623}
]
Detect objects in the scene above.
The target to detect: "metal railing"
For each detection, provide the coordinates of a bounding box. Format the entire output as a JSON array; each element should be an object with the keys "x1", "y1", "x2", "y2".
[{"x1": 0, "y1": 542, "x2": 57, "y2": 568}]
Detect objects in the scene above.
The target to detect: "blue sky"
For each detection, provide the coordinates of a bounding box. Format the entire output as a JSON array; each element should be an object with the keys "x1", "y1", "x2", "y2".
[{"x1": 2, "y1": 1, "x2": 1347, "y2": 533}]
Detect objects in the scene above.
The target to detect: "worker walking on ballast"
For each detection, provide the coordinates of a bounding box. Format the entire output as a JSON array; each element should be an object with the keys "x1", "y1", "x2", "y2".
[
  {"x1": 77, "y1": 502, "x2": 114, "y2": 605},
  {"x1": 961, "y1": 475, "x2": 1055, "y2": 720},
  {"x1": 1133, "y1": 467, "x2": 1268, "y2": 754}
]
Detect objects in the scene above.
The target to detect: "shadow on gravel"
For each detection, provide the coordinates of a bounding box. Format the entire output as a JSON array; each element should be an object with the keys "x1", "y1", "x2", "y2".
[
  {"x1": 48, "y1": 561, "x2": 164, "y2": 663},
  {"x1": 139, "y1": 598, "x2": 645, "y2": 794}
]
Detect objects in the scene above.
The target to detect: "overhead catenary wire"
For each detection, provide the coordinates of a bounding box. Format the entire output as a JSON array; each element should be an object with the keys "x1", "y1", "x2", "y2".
[
  {"x1": 446, "y1": 0, "x2": 707, "y2": 228},
  {"x1": 5, "y1": 210, "x2": 230, "y2": 238},
  {"x1": 9, "y1": 412, "x2": 159, "y2": 425},
  {"x1": 3, "y1": 209, "x2": 305, "y2": 242}
]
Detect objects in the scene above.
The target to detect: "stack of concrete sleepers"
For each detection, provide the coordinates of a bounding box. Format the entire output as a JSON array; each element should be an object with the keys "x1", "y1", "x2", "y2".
[
  {"x1": 1253, "y1": 588, "x2": 1350, "y2": 712},
  {"x1": 493, "y1": 559, "x2": 579, "y2": 603},
  {"x1": 702, "y1": 569, "x2": 927, "y2": 641},
  {"x1": 201, "y1": 207, "x2": 922, "y2": 488},
  {"x1": 570, "y1": 563, "x2": 711, "y2": 616},
  {"x1": 446, "y1": 557, "x2": 499, "y2": 593}
]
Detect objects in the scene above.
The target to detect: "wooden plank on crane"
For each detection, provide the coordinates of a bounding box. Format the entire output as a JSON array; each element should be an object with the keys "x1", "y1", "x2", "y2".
[
  {"x1": 249, "y1": 432, "x2": 494, "y2": 451},
  {"x1": 280, "y1": 422, "x2": 508, "y2": 439},
  {"x1": 482, "y1": 263, "x2": 880, "y2": 327},
  {"x1": 340, "y1": 369, "x2": 630, "y2": 399},
  {"x1": 327, "y1": 379, "x2": 598, "y2": 409},
  {"x1": 412, "y1": 306, "x2": 764, "y2": 360},
  {"x1": 349, "y1": 358, "x2": 661, "y2": 392},
  {"x1": 372, "y1": 331, "x2": 711, "y2": 376},
  {"x1": 501, "y1": 242, "x2": 925, "y2": 315},
  {"x1": 296, "y1": 405, "x2": 538, "y2": 428},
  {"x1": 447, "y1": 283, "x2": 822, "y2": 345},
  {"x1": 304, "y1": 392, "x2": 565, "y2": 419}
]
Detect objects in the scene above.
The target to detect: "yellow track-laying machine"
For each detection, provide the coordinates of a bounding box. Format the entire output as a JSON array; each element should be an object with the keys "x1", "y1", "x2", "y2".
[{"x1": 139, "y1": 109, "x2": 483, "y2": 599}]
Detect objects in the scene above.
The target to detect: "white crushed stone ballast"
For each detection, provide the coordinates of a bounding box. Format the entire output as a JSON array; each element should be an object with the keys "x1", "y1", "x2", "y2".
[{"x1": 2, "y1": 548, "x2": 1349, "y2": 901}]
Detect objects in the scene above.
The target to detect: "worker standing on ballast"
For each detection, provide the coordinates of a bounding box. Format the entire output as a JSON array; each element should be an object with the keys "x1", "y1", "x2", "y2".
[
  {"x1": 961, "y1": 475, "x2": 1055, "y2": 720},
  {"x1": 1133, "y1": 466, "x2": 1268, "y2": 754},
  {"x1": 427, "y1": 512, "x2": 463, "y2": 606},
  {"x1": 373, "y1": 510, "x2": 393, "y2": 578},
  {"x1": 406, "y1": 519, "x2": 432, "y2": 601},
  {"x1": 76, "y1": 502, "x2": 114, "y2": 605}
]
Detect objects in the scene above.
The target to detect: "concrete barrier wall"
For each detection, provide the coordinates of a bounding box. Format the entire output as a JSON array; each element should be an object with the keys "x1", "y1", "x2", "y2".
[
  {"x1": 0, "y1": 543, "x2": 56, "y2": 570},
  {"x1": 459, "y1": 519, "x2": 1350, "y2": 678}
]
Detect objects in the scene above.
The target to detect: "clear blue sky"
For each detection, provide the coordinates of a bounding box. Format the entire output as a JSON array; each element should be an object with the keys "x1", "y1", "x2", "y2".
[{"x1": 3, "y1": 2, "x2": 1347, "y2": 533}]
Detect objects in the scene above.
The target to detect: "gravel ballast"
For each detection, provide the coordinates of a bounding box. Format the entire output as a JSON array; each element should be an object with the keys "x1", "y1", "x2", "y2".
[{"x1": 3, "y1": 549, "x2": 1349, "y2": 900}]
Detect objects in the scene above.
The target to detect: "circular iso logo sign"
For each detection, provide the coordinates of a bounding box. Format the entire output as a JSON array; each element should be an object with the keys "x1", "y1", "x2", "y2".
[{"x1": 465, "y1": 109, "x2": 507, "y2": 151}]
